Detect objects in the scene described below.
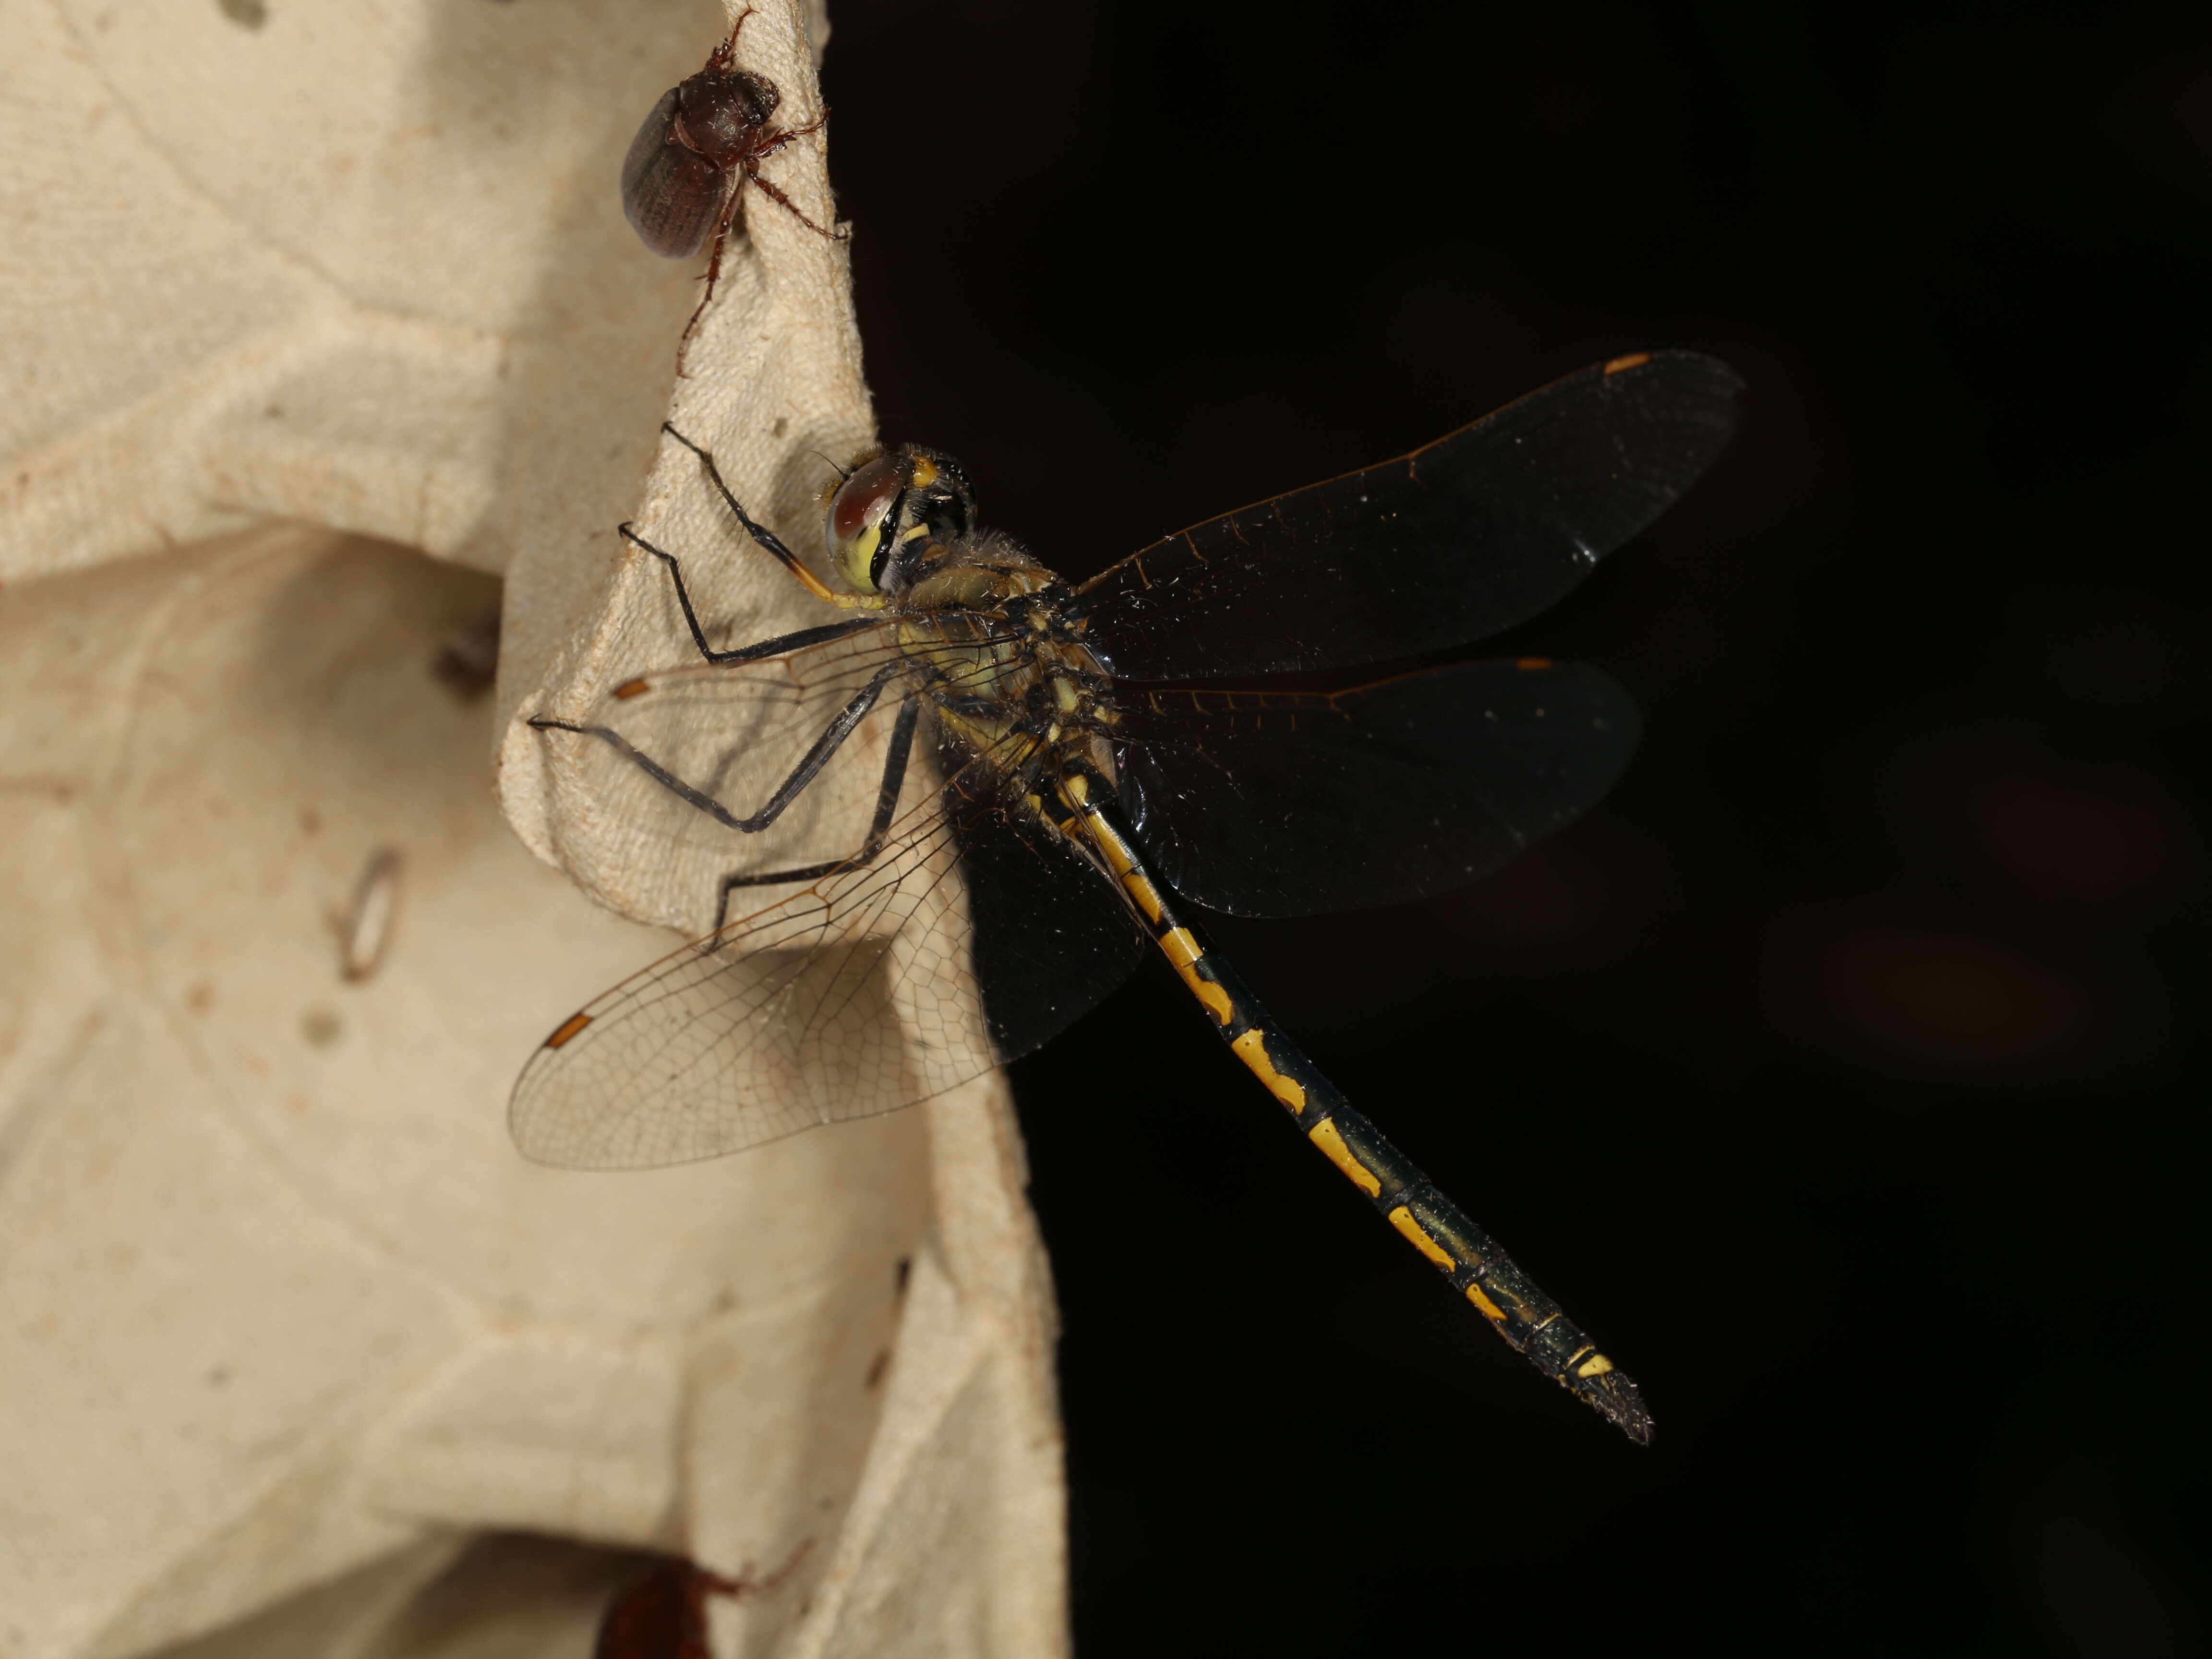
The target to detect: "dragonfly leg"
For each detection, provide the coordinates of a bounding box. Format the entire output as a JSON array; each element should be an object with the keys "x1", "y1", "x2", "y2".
[
  {"x1": 529, "y1": 661, "x2": 909, "y2": 844},
  {"x1": 617, "y1": 523, "x2": 881, "y2": 665},
  {"x1": 710, "y1": 695, "x2": 921, "y2": 933},
  {"x1": 660, "y1": 424, "x2": 883, "y2": 612}
]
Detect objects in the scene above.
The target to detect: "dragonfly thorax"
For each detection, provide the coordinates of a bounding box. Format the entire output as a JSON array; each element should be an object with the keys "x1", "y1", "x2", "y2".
[{"x1": 890, "y1": 528, "x2": 1119, "y2": 799}]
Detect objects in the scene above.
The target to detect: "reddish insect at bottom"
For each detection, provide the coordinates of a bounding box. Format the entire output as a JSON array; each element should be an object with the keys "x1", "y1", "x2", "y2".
[{"x1": 595, "y1": 1546, "x2": 812, "y2": 1659}]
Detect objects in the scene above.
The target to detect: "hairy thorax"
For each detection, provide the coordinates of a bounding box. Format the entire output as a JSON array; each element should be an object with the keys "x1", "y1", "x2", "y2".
[{"x1": 892, "y1": 529, "x2": 1119, "y2": 798}]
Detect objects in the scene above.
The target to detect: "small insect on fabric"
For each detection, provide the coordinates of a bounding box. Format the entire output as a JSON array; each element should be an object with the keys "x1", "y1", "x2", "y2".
[
  {"x1": 593, "y1": 1547, "x2": 811, "y2": 1659},
  {"x1": 620, "y1": 6, "x2": 843, "y2": 368}
]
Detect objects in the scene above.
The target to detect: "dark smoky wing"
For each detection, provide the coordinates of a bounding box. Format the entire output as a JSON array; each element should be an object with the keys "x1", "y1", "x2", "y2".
[
  {"x1": 1113, "y1": 660, "x2": 1640, "y2": 918},
  {"x1": 1078, "y1": 351, "x2": 1742, "y2": 680},
  {"x1": 622, "y1": 87, "x2": 730, "y2": 258},
  {"x1": 938, "y1": 733, "x2": 1148, "y2": 1063}
]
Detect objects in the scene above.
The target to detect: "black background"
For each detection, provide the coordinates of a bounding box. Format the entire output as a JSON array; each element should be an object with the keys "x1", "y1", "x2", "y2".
[{"x1": 823, "y1": 3, "x2": 2210, "y2": 1651}]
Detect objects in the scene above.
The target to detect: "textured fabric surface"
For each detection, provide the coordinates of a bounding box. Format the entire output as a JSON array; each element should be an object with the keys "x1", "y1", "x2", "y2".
[{"x1": 0, "y1": 3, "x2": 1066, "y2": 1655}]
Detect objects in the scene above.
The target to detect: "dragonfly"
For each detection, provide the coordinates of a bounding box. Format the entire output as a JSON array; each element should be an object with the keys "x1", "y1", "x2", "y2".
[{"x1": 515, "y1": 349, "x2": 1742, "y2": 1443}]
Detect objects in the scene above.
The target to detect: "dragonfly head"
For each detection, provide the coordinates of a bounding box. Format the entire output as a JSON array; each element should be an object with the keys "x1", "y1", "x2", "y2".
[{"x1": 826, "y1": 445, "x2": 975, "y2": 595}]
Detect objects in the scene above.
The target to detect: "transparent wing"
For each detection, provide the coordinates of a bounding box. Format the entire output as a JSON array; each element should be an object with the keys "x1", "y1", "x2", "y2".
[
  {"x1": 545, "y1": 623, "x2": 926, "y2": 910},
  {"x1": 514, "y1": 641, "x2": 1151, "y2": 1168},
  {"x1": 511, "y1": 782, "x2": 994, "y2": 1169}
]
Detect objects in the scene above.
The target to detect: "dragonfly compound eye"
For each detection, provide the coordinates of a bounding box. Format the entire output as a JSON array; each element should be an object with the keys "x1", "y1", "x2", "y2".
[
  {"x1": 827, "y1": 447, "x2": 981, "y2": 592},
  {"x1": 828, "y1": 454, "x2": 909, "y2": 593}
]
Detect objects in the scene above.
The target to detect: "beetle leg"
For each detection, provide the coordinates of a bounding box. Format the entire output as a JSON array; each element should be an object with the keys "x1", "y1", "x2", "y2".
[
  {"x1": 673, "y1": 211, "x2": 737, "y2": 376},
  {"x1": 740, "y1": 149, "x2": 844, "y2": 241}
]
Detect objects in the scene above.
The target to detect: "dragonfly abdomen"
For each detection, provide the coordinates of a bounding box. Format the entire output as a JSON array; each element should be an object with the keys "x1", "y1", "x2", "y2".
[
  {"x1": 1210, "y1": 963, "x2": 1651, "y2": 1443},
  {"x1": 1061, "y1": 776, "x2": 1654, "y2": 1444}
]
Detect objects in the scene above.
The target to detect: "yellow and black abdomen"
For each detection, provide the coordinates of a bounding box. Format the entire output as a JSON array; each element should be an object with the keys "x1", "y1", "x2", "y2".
[{"x1": 1062, "y1": 784, "x2": 1654, "y2": 1443}]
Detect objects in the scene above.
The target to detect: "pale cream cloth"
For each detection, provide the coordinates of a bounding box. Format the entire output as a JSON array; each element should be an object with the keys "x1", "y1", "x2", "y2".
[{"x1": 0, "y1": 2, "x2": 1066, "y2": 1655}]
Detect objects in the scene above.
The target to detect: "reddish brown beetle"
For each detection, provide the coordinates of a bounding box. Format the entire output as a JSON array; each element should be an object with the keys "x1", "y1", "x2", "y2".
[{"x1": 622, "y1": 7, "x2": 842, "y2": 368}]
